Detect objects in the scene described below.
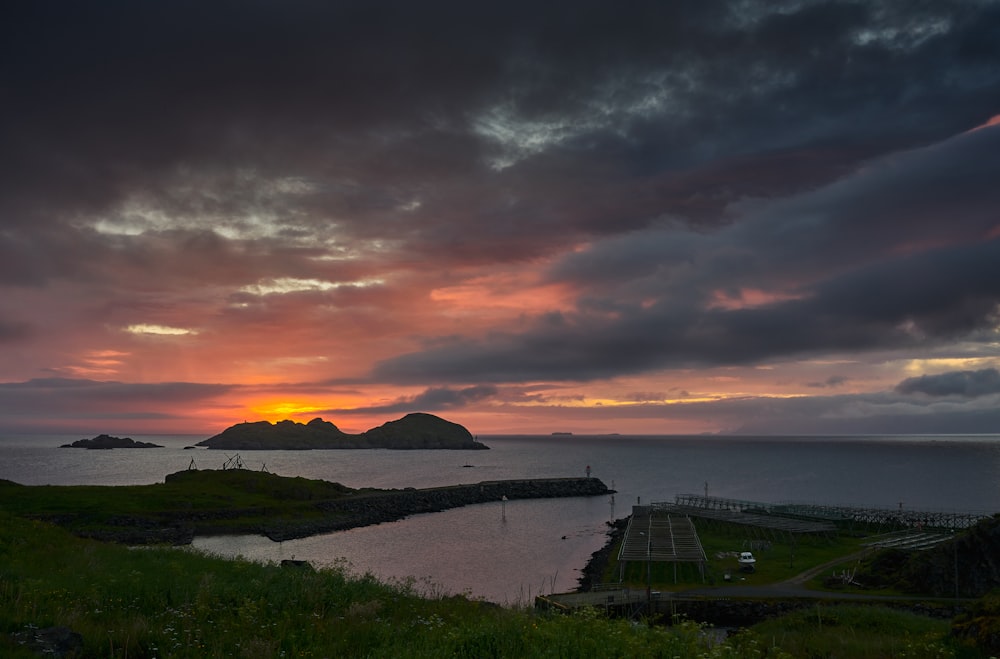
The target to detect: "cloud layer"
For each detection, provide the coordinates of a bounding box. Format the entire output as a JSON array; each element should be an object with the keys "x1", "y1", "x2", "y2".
[{"x1": 2, "y1": 1, "x2": 1000, "y2": 434}]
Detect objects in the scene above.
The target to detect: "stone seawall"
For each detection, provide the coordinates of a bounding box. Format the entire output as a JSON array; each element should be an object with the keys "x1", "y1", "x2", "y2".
[
  {"x1": 264, "y1": 477, "x2": 613, "y2": 541},
  {"x1": 65, "y1": 477, "x2": 612, "y2": 545}
]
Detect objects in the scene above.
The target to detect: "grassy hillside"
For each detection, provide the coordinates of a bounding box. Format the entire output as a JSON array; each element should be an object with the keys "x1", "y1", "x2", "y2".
[
  {"x1": 1, "y1": 512, "x2": 975, "y2": 658},
  {"x1": 1, "y1": 473, "x2": 990, "y2": 657},
  {"x1": 0, "y1": 469, "x2": 359, "y2": 541}
]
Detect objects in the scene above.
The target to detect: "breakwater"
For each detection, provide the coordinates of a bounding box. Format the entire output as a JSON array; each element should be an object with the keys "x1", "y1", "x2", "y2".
[
  {"x1": 266, "y1": 477, "x2": 613, "y2": 541},
  {"x1": 57, "y1": 476, "x2": 612, "y2": 545}
]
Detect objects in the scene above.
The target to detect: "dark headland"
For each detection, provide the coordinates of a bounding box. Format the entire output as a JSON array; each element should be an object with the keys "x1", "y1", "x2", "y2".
[{"x1": 196, "y1": 412, "x2": 488, "y2": 450}]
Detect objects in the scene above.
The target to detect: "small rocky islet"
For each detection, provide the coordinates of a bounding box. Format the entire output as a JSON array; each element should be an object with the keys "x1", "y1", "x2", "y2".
[{"x1": 60, "y1": 434, "x2": 163, "y2": 449}]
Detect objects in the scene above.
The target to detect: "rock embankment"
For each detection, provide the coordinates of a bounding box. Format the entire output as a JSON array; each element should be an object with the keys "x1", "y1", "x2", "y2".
[
  {"x1": 577, "y1": 517, "x2": 628, "y2": 591},
  {"x1": 68, "y1": 477, "x2": 613, "y2": 544},
  {"x1": 265, "y1": 477, "x2": 614, "y2": 541}
]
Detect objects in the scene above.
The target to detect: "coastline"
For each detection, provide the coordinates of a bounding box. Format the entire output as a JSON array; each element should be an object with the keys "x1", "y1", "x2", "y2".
[
  {"x1": 576, "y1": 516, "x2": 628, "y2": 591},
  {"x1": 13, "y1": 475, "x2": 615, "y2": 545},
  {"x1": 268, "y1": 477, "x2": 614, "y2": 541}
]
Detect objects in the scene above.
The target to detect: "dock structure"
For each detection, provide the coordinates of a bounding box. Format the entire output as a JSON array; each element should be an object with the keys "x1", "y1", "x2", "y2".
[
  {"x1": 670, "y1": 494, "x2": 990, "y2": 532},
  {"x1": 540, "y1": 494, "x2": 991, "y2": 616},
  {"x1": 616, "y1": 505, "x2": 707, "y2": 584},
  {"x1": 655, "y1": 499, "x2": 837, "y2": 542}
]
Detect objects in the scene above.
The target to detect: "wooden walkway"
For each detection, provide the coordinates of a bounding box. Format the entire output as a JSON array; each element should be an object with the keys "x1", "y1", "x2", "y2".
[
  {"x1": 656, "y1": 502, "x2": 837, "y2": 536},
  {"x1": 612, "y1": 506, "x2": 707, "y2": 585},
  {"x1": 618, "y1": 507, "x2": 707, "y2": 563}
]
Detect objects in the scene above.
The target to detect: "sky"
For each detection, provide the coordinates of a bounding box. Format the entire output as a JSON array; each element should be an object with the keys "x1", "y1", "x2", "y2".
[{"x1": 3, "y1": 0, "x2": 1000, "y2": 437}]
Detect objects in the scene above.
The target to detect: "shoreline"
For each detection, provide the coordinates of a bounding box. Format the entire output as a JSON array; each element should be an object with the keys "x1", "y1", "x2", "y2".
[
  {"x1": 267, "y1": 477, "x2": 615, "y2": 541},
  {"x1": 576, "y1": 516, "x2": 628, "y2": 591}
]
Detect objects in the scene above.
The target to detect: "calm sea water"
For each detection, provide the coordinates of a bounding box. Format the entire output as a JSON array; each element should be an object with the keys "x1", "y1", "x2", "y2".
[{"x1": 3, "y1": 433, "x2": 1000, "y2": 603}]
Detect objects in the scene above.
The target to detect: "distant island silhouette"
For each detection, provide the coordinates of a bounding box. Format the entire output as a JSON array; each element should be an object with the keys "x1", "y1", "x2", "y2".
[
  {"x1": 196, "y1": 412, "x2": 488, "y2": 450},
  {"x1": 61, "y1": 434, "x2": 163, "y2": 449}
]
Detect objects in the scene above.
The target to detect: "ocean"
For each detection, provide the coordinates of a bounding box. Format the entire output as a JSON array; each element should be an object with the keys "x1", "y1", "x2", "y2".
[{"x1": 3, "y1": 433, "x2": 999, "y2": 604}]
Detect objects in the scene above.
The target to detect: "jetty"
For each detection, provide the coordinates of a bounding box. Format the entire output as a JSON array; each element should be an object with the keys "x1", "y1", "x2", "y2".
[
  {"x1": 3, "y1": 471, "x2": 615, "y2": 546},
  {"x1": 277, "y1": 477, "x2": 614, "y2": 541}
]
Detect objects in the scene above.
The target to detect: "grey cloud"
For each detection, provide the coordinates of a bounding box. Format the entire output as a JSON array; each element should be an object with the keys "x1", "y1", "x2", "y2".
[
  {"x1": 5, "y1": 0, "x2": 1000, "y2": 437},
  {"x1": 806, "y1": 376, "x2": 848, "y2": 389},
  {"x1": 405, "y1": 385, "x2": 499, "y2": 409},
  {"x1": 552, "y1": 124, "x2": 1000, "y2": 294},
  {"x1": 0, "y1": 317, "x2": 32, "y2": 342},
  {"x1": 474, "y1": 386, "x2": 1000, "y2": 435},
  {"x1": 609, "y1": 388, "x2": 1000, "y2": 435},
  {"x1": 896, "y1": 368, "x2": 1000, "y2": 398},
  {"x1": 3, "y1": 1, "x2": 999, "y2": 260},
  {"x1": 324, "y1": 385, "x2": 499, "y2": 415},
  {"x1": 0, "y1": 379, "x2": 233, "y2": 417},
  {"x1": 375, "y1": 210, "x2": 1000, "y2": 384}
]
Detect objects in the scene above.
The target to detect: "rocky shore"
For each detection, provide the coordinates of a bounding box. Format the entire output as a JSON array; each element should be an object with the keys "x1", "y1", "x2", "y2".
[{"x1": 577, "y1": 517, "x2": 628, "y2": 591}]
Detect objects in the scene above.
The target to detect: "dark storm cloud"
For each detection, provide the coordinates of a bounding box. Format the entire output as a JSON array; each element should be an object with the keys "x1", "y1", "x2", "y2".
[
  {"x1": 378, "y1": 231, "x2": 1000, "y2": 382},
  {"x1": 552, "y1": 124, "x2": 1000, "y2": 293},
  {"x1": 374, "y1": 123, "x2": 1000, "y2": 384},
  {"x1": 4, "y1": 0, "x2": 1000, "y2": 267},
  {"x1": 325, "y1": 385, "x2": 499, "y2": 415},
  {"x1": 896, "y1": 368, "x2": 1000, "y2": 398},
  {"x1": 0, "y1": 379, "x2": 233, "y2": 417},
  {"x1": 0, "y1": 317, "x2": 32, "y2": 342},
  {"x1": 5, "y1": 0, "x2": 1000, "y2": 442},
  {"x1": 806, "y1": 376, "x2": 848, "y2": 389}
]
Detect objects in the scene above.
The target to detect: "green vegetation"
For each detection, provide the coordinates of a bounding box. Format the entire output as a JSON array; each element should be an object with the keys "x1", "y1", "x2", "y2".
[
  {"x1": 750, "y1": 605, "x2": 960, "y2": 658},
  {"x1": 2, "y1": 512, "x2": 979, "y2": 658},
  {"x1": 0, "y1": 469, "x2": 358, "y2": 539},
  {"x1": 609, "y1": 524, "x2": 869, "y2": 590},
  {"x1": 2, "y1": 475, "x2": 994, "y2": 657}
]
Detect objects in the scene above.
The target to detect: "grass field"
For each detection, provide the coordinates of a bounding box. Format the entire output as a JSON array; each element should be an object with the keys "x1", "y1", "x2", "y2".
[
  {"x1": 608, "y1": 523, "x2": 870, "y2": 590},
  {"x1": 2, "y1": 512, "x2": 978, "y2": 658},
  {"x1": 0, "y1": 469, "x2": 359, "y2": 539}
]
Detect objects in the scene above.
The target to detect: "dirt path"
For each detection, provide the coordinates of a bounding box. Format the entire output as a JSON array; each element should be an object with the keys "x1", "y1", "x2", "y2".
[{"x1": 779, "y1": 549, "x2": 870, "y2": 586}]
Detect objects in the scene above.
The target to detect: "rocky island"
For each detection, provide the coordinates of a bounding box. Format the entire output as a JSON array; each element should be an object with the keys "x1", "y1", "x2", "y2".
[
  {"x1": 196, "y1": 412, "x2": 488, "y2": 450},
  {"x1": 61, "y1": 434, "x2": 163, "y2": 449}
]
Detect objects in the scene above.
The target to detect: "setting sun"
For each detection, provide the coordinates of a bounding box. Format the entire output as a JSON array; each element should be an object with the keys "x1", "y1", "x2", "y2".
[{"x1": 248, "y1": 400, "x2": 325, "y2": 423}]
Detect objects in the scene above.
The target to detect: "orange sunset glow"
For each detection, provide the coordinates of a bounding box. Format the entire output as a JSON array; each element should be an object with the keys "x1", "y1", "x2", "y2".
[{"x1": 3, "y1": 2, "x2": 1000, "y2": 438}]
